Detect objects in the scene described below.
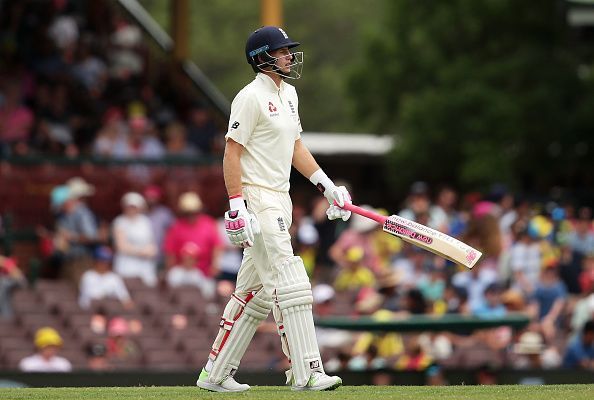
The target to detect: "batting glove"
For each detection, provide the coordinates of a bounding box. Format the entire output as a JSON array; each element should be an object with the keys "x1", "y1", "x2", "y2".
[
  {"x1": 225, "y1": 196, "x2": 260, "y2": 248},
  {"x1": 326, "y1": 186, "x2": 352, "y2": 221},
  {"x1": 309, "y1": 170, "x2": 352, "y2": 221}
]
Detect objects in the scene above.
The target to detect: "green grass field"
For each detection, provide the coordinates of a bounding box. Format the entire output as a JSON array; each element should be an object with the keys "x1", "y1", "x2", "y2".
[{"x1": 1, "y1": 385, "x2": 593, "y2": 400}]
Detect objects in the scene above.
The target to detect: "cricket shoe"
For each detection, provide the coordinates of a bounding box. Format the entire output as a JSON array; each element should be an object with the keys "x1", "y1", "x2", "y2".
[
  {"x1": 196, "y1": 368, "x2": 250, "y2": 392},
  {"x1": 288, "y1": 370, "x2": 342, "y2": 391}
]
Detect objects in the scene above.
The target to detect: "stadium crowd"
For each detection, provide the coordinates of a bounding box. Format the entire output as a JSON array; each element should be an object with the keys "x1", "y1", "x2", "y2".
[{"x1": 0, "y1": 0, "x2": 594, "y2": 385}]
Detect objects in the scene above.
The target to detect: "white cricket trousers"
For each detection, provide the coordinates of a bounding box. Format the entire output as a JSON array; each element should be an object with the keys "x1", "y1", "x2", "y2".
[{"x1": 236, "y1": 185, "x2": 294, "y2": 297}]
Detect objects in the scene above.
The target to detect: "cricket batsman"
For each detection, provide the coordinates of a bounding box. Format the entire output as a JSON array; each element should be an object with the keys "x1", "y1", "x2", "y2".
[{"x1": 196, "y1": 26, "x2": 351, "y2": 392}]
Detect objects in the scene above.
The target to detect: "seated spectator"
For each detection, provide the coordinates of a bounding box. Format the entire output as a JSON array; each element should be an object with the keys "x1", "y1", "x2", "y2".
[
  {"x1": 511, "y1": 331, "x2": 561, "y2": 369},
  {"x1": 164, "y1": 121, "x2": 198, "y2": 157},
  {"x1": 531, "y1": 266, "x2": 568, "y2": 342},
  {"x1": 579, "y1": 252, "x2": 594, "y2": 294},
  {"x1": 19, "y1": 327, "x2": 72, "y2": 372},
  {"x1": 167, "y1": 242, "x2": 215, "y2": 299},
  {"x1": 509, "y1": 222, "x2": 542, "y2": 295},
  {"x1": 79, "y1": 245, "x2": 133, "y2": 309},
  {"x1": 143, "y1": 185, "x2": 174, "y2": 266},
  {"x1": 164, "y1": 192, "x2": 222, "y2": 278},
  {"x1": 0, "y1": 80, "x2": 33, "y2": 157},
  {"x1": 215, "y1": 217, "x2": 243, "y2": 283},
  {"x1": 92, "y1": 107, "x2": 126, "y2": 157},
  {"x1": 112, "y1": 115, "x2": 164, "y2": 159},
  {"x1": 452, "y1": 261, "x2": 498, "y2": 312},
  {"x1": 312, "y1": 284, "x2": 353, "y2": 352},
  {"x1": 186, "y1": 102, "x2": 220, "y2": 154},
  {"x1": 567, "y1": 207, "x2": 594, "y2": 257},
  {"x1": 0, "y1": 255, "x2": 26, "y2": 318},
  {"x1": 105, "y1": 317, "x2": 141, "y2": 367},
  {"x1": 112, "y1": 192, "x2": 158, "y2": 286},
  {"x1": 334, "y1": 246, "x2": 376, "y2": 292},
  {"x1": 471, "y1": 283, "x2": 507, "y2": 318},
  {"x1": 562, "y1": 320, "x2": 594, "y2": 369},
  {"x1": 86, "y1": 343, "x2": 110, "y2": 371}
]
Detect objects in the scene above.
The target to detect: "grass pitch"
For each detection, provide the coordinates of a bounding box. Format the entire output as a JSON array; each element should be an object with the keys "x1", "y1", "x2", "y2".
[{"x1": 0, "y1": 385, "x2": 593, "y2": 400}]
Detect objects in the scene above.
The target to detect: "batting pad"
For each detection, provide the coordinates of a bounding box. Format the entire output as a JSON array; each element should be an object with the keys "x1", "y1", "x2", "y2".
[
  {"x1": 208, "y1": 290, "x2": 272, "y2": 383},
  {"x1": 274, "y1": 256, "x2": 324, "y2": 387}
]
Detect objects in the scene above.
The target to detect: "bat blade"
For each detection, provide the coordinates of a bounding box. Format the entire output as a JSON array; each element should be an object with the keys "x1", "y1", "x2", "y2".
[{"x1": 383, "y1": 215, "x2": 482, "y2": 268}]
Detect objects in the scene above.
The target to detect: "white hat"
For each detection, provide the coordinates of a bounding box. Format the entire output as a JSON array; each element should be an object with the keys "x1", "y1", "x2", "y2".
[
  {"x1": 178, "y1": 192, "x2": 202, "y2": 213},
  {"x1": 121, "y1": 192, "x2": 146, "y2": 209},
  {"x1": 312, "y1": 284, "x2": 335, "y2": 304},
  {"x1": 66, "y1": 177, "x2": 95, "y2": 198},
  {"x1": 513, "y1": 332, "x2": 544, "y2": 355},
  {"x1": 350, "y1": 206, "x2": 377, "y2": 233}
]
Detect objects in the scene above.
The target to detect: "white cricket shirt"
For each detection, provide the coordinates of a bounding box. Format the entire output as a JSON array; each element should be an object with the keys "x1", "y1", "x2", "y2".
[{"x1": 225, "y1": 73, "x2": 302, "y2": 192}]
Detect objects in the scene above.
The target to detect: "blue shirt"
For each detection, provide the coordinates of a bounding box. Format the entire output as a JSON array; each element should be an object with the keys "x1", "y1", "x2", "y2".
[
  {"x1": 562, "y1": 336, "x2": 594, "y2": 368},
  {"x1": 533, "y1": 281, "x2": 567, "y2": 320}
]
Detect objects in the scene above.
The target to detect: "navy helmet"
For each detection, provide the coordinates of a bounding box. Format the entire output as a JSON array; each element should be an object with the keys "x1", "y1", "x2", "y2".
[{"x1": 245, "y1": 26, "x2": 303, "y2": 79}]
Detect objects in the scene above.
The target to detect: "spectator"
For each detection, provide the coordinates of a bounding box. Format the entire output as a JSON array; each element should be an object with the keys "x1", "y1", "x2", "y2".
[
  {"x1": 0, "y1": 80, "x2": 33, "y2": 157},
  {"x1": 562, "y1": 320, "x2": 594, "y2": 369},
  {"x1": 568, "y1": 208, "x2": 594, "y2": 257},
  {"x1": 215, "y1": 217, "x2": 243, "y2": 283},
  {"x1": 92, "y1": 107, "x2": 126, "y2": 157},
  {"x1": 164, "y1": 192, "x2": 222, "y2": 278},
  {"x1": 166, "y1": 242, "x2": 215, "y2": 298},
  {"x1": 186, "y1": 102, "x2": 220, "y2": 154},
  {"x1": 143, "y1": 185, "x2": 174, "y2": 264},
  {"x1": 451, "y1": 261, "x2": 498, "y2": 312},
  {"x1": 112, "y1": 115, "x2": 164, "y2": 159},
  {"x1": 19, "y1": 327, "x2": 72, "y2": 372},
  {"x1": 86, "y1": 343, "x2": 110, "y2": 371},
  {"x1": 164, "y1": 121, "x2": 198, "y2": 157},
  {"x1": 329, "y1": 207, "x2": 380, "y2": 272},
  {"x1": 112, "y1": 192, "x2": 158, "y2": 286},
  {"x1": 333, "y1": 246, "x2": 376, "y2": 292},
  {"x1": 509, "y1": 221, "x2": 541, "y2": 295},
  {"x1": 79, "y1": 245, "x2": 133, "y2": 309},
  {"x1": 531, "y1": 266, "x2": 567, "y2": 342},
  {"x1": 471, "y1": 283, "x2": 507, "y2": 318},
  {"x1": 0, "y1": 255, "x2": 26, "y2": 318},
  {"x1": 399, "y1": 181, "x2": 447, "y2": 231},
  {"x1": 511, "y1": 331, "x2": 561, "y2": 369},
  {"x1": 105, "y1": 317, "x2": 141, "y2": 367},
  {"x1": 312, "y1": 284, "x2": 353, "y2": 352},
  {"x1": 71, "y1": 36, "x2": 107, "y2": 95}
]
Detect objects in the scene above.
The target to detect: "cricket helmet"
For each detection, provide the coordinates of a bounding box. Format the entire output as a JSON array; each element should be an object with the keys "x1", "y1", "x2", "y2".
[{"x1": 245, "y1": 26, "x2": 303, "y2": 79}]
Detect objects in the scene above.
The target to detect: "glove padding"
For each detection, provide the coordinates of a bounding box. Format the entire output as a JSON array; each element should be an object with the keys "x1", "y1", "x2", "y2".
[
  {"x1": 224, "y1": 208, "x2": 260, "y2": 248},
  {"x1": 325, "y1": 186, "x2": 352, "y2": 221}
]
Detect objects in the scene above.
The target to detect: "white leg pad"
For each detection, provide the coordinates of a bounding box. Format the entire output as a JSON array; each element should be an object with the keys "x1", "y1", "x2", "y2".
[
  {"x1": 208, "y1": 290, "x2": 272, "y2": 384},
  {"x1": 274, "y1": 256, "x2": 324, "y2": 387}
]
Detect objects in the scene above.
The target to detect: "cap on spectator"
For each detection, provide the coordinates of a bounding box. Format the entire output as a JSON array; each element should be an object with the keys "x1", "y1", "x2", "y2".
[
  {"x1": 121, "y1": 192, "x2": 146, "y2": 209},
  {"x1": 312, "y1": 284, "x2": 335, "y2": 304},
  {"x1": 86, "y1": 343, "x2": 107, "y2": 357},
  {"x1": 350, "y1": 208, "x2": 377, "y2": 233},
  {"x1": 513, "y1": 332, "x2": 544, "y2": 355},
  {"x1": 410, "y1": 181, "x2": 429, "y2": 196},
  {"x1": 502, "y1": 289, "x2": 525, "y2": 310},
  {"x1": 484, "y1": 282, "x2": 503, "y2": 294},
  {"x1": 377, "y1": 270, "x2": 401, "y2": 290},
  {"x1": 34, "y1": 327, "x2": 63, "y2": 349},
  {"x1": 355, "y1": 288, "x2": 383, "y2": 314},
  {"x1": 143, "y1": 185, "x2": 162, "y2": 201},
  {"x1": 108, "y1": 317, "x2": 129, "y2": 337},
  {"x1": 94, "y1": 246, "x2": 113, "y2": 262},
  {"x1": 50, "y1": 185, "x2": 71, "y2": 210},
  {"x1": 178, "y1": 192, "x2": 202, "y2": 213},
  {"x1": 297, "y1": 223, "x2": 319, "y2": 245},
  {"x1": 67, "y1": 177, "x2": 96, "y2": 198},
  {"x1": 345, "y1": 246, "x2": 365, "y2": 263},
  {"x1": 180, "y1": 242, "x2": 200, "y2": 257}
]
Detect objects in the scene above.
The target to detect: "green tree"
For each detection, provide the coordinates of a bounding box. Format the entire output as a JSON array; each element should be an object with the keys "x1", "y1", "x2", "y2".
[{"x1": 349, "y1": 0, "x2": 594, "y2": 193}]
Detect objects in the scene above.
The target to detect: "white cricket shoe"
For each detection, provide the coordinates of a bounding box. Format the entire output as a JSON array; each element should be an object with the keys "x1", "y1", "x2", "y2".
[
  {"x1": 196, "y1": 368, "x2": 250, "y2": 392},
  {"x1": 291, "y1": 371, "x2": 342, "y2": 391}
]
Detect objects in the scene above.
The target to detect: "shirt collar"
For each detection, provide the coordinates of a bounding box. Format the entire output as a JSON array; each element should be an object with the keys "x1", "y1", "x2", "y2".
[{"x1": 256, "y1": 73, "x2": 285, "y2": 93}]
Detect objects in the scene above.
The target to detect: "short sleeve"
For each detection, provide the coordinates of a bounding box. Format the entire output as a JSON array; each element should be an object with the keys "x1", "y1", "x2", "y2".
[{"x1": 225, "y1": 90, "x2": 260, "y2": 146}]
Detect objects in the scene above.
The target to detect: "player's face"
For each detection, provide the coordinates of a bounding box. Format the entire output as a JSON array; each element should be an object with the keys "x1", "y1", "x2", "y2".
[{"x1": 270, "y1": 47, "x2": 293, "y2": 73}]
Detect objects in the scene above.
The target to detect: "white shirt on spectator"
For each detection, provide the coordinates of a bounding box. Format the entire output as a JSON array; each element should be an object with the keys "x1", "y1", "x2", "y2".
[
  {"x1": 19, "y1": 354, "x2": 72, "y2": 372},
  {"x1": 509, "y1": 241, "x2": 541, "y2": 292},
  {"x1": 79, "y1": 269, "x2": 131, "y2": 309},
  {"x1": 113, "y1": 214, "x2": 158, "y2": 286},
  {"x1": 167, "y1": 266, "x2": 215, "y2": 298}
]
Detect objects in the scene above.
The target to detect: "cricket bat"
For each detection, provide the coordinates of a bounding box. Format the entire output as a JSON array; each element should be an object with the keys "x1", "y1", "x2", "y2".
[{"x1": 341, "y1": 203, "x2": 482, "y2": 269}]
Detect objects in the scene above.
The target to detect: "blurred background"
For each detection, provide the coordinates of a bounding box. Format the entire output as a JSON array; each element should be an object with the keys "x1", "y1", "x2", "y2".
[{"x1": 1, "y1": 0, "x2": 594, "y2": 387}]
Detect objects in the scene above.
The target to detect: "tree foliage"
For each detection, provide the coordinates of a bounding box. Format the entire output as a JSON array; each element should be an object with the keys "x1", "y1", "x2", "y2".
[{"x1": 349, "y1": 0, "x2": 594, "y2": 193}]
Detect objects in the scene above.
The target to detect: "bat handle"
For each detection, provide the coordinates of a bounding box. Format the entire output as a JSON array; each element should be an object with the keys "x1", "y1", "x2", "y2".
[{"x1": 339, "y1": 202, "x2": 388, "y2": 225}]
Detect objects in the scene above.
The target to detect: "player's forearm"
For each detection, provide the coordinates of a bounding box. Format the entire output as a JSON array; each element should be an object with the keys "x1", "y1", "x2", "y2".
[
  {"x1": 223, "y1": 139, "x2": 244, "y2": 197},
  {"x1": 292, "y1": 139, "x2": 320, "y2": 179}
]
